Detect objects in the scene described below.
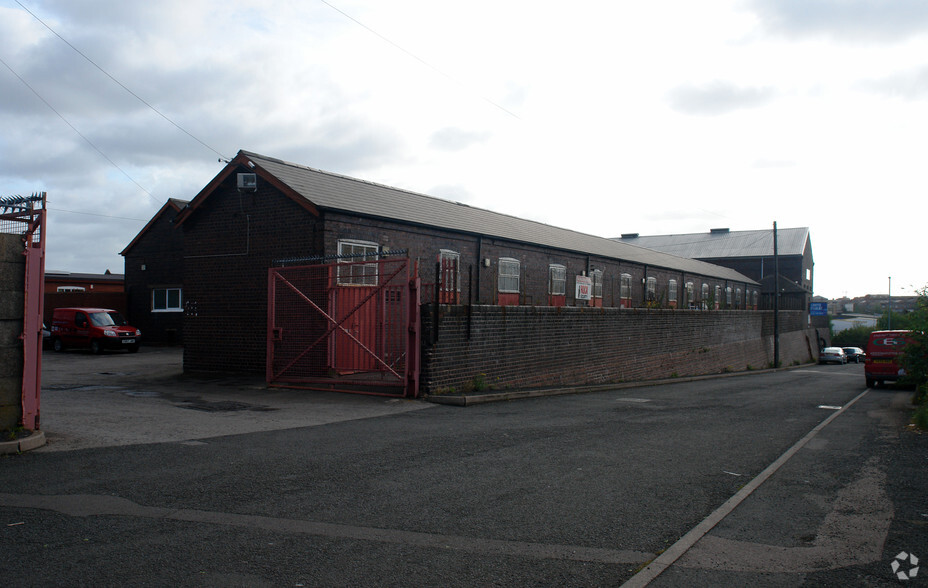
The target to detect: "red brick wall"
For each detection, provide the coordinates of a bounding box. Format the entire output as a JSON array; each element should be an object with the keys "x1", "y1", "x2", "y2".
[{"x1": 420, "y1": 307, "x2": 817, "y2": 393}]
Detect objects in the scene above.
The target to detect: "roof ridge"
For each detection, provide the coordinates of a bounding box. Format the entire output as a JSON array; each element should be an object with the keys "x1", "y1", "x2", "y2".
[{"x1": 240, "y1": 149, "x2": 640, "y2": 243}]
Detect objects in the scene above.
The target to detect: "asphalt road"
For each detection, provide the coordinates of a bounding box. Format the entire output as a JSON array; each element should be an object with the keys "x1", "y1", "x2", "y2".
[{"x1": 1, "y1": 348, "x2": 925, "y2": 586}]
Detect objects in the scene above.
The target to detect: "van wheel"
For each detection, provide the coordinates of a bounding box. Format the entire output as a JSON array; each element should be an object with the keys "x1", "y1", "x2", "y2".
[
  {"x1": 866, "y1": 377, "x2": 874, "y2": 388},
  {"x1": 53, "y1": 338, "x2": 65, "y2": 352},
  {"x1": 90, "y1": 340, "x2": 104, "y2": 354}
]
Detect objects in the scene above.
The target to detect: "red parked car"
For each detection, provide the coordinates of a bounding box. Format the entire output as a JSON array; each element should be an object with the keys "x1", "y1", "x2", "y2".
[{"x1": 50, "y1": 307, "x2": 141, "y2": 354}]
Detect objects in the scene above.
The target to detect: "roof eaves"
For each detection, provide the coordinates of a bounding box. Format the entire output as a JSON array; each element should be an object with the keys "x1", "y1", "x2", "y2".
[{"x1": 120, "y1": 199, "x2": 185, "y2": 256}]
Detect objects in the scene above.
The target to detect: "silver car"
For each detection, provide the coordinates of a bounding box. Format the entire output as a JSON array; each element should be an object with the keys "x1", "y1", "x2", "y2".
[{"x1": 819, "y1": 347, "x2": 847, "y2": 365}]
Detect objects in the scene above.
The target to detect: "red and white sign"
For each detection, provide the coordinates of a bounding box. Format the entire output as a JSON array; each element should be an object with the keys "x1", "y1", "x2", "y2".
[{"x1": 575, "y1": 275, "x2": 592, "y2": 301}]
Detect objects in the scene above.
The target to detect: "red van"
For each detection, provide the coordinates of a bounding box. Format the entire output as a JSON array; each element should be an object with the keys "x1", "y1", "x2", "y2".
[
  {"x1": 50, "y1": 307, "x2": 141, "y2": 354},
  {"x1": 864, "y1": 330, "x2": 913, "y2": 387}
]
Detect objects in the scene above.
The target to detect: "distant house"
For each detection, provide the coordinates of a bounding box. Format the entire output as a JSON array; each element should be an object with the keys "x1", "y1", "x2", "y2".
[
  {"x1": 616, "y1": 227, "x2": 814, "y2": 313},
  {"x1": 158, "y1": 150, "x2": 758, "y2": 375},
  {"x1": 120, "y1": 198, "x2": 187, "y2": 344}
]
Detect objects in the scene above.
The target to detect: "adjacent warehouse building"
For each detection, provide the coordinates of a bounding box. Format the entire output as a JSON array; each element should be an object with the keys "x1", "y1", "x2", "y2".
[{"x1": 616, "y1": 227, "x2": 814, "y2": 313}]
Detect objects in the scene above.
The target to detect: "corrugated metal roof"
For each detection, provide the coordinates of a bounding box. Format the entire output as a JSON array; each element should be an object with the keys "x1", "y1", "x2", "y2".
[
  {"x1": 615, "y1": 227, "x2": 810, "y2": 259},
  {"x1": 240, "y1": 150, "x2": 757, "y2": 284}
]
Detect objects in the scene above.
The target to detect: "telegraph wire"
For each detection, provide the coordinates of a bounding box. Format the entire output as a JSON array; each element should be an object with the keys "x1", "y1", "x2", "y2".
[
  {"x1": 48, "y1": 207, "x2": 149, "y2": 222},
  {"x1": 0, "y1": 54, "x2": 161, "y2": 205},
  {"x1": 319, "y1": 0, "x2": 521, "y2": 121},
  {"x1": 14, "y1": 0, "x2": 228, "y2": 162}
]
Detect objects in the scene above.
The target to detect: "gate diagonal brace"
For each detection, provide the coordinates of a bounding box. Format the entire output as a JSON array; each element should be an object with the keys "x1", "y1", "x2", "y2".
[{"x1": 271, "y1": 266, "x2": 406, "y2": 381}]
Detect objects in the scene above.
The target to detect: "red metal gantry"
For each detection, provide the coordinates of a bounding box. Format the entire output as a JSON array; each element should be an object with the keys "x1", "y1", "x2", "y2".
[{"x1": 0, "y1": 193, "x2": 47, "y2": 430}]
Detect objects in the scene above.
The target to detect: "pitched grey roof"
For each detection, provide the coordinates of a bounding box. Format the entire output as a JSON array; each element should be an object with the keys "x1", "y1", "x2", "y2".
[
  {"x1": 615, "y1": 227, "x2": 810, "y2": 259},
  {"x1": 240, "y1": 150, "x2": 757, "y2": 284}
]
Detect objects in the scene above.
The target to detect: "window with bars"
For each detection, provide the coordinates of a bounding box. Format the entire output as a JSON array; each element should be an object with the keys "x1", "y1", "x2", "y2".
[
  {"x1": 337, "y1": 240, "x2": 379, "y2": 285},
  {"x1": 668, "y1": 279, "x2": 677, "y2": 304},
  {"x1": 549, "y1": 264, "x2": 566, "y2": 296},
  {"x1": 646, "y1": 277, "x2": 657, "y2": 301},
  {"x1": 498, "y1": 258, "x2": 520, "y2": 293},
  {"x1": 620, "y1": 273, "x2": 632, "y2": 300},
  {"x1": 685, "y1": 282, "x2": 695, "y2": 306},
  {"x1": 592, "y1": 269, "x2": 604, "y2": 299},
  {"x1": 438, "y1": 249, "x2": 460, "y2": 303},
  {"x1": 439, "y1": 250, "x2": 460, "y2": 290}
]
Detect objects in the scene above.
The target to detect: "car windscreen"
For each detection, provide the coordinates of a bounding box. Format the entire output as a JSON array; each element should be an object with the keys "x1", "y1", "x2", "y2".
[
  {"x1": 107, "y1": 311, "x2": 128, "y2": 326},
  {"x1": 89, "y1": 312, "x2": 118, "y2": 327}
]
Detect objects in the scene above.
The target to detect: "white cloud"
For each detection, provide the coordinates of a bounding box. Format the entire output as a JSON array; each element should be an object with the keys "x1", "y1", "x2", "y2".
[{"x1": 1, "y1": 0, "x2": 927, "y2": 299}]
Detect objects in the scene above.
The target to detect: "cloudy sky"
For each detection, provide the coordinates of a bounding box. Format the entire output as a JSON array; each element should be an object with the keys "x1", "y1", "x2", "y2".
[{"x1": 2, "y1": 0, "x2": 926, "y2": 300}]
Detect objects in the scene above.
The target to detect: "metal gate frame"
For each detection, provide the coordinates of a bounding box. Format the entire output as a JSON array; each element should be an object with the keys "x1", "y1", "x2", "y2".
[
  {"x1": 1, "y1": 193, "x2": 46, "y2": 430},
  {"x1": 266, "y1": 256, "x2": 420, "y2": 397}
]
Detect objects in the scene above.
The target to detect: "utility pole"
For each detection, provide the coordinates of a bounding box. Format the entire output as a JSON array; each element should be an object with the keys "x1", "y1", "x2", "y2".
[
  {"x1": 888, "y1": 276, "x2": 892, "y2": 330},
  {"x1": 773, "y1": 221, "x2": 780, "y2": 368}
]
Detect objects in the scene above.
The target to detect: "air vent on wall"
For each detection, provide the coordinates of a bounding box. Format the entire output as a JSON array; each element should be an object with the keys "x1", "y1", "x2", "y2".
[{"x1": 237, "y1": 173, "x2": 257, "y2": 192}]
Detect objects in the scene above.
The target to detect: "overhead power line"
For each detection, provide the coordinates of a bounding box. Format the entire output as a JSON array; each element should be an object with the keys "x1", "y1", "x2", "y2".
[
  {"x1": 319, "y1": 0, "x2": 521, "y2": 121},
  {"x1": 15, "y1": 0, "x2": 228, "y2": 161},
  {"x1": 48, "y1": 207, "x2": 149, "y2": 222},
  {"x1": 0, "y1": 55, "x2": 160, "y2": 204}
]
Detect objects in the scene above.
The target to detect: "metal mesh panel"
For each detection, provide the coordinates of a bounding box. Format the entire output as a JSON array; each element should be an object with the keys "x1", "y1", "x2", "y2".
[{"x1": 268, "y1": 257, "x2": 411, "y2": 395}]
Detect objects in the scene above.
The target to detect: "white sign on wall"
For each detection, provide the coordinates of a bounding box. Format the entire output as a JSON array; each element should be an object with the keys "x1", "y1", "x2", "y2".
[{"x1": 576, "y1": 275, "x2": 592, "y2": 301}]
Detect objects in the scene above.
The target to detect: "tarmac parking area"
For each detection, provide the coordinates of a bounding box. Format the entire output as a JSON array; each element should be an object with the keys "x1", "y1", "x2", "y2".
[{"x1": 37, "y1": 346, "x2": 433, "y2": 452}]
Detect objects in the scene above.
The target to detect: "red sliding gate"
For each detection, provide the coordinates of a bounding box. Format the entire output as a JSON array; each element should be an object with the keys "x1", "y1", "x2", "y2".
[{"x1": 267, "y1": 256, "x2": 420, "y2": 397}]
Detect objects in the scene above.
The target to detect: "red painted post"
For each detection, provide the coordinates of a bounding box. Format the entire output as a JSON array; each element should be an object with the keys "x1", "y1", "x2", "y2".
[
  {"x1": 19, "y1": 194, "x2": 46, "y2": 430},
  {"x1": 406, "y1": 264, "x2": 421, "y2": 398}
]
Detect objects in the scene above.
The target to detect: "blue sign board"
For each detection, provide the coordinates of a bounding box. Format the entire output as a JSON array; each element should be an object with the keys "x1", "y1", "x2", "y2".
[{"x1": 809, "y1": 302, "x2": 827, "y2": 316}]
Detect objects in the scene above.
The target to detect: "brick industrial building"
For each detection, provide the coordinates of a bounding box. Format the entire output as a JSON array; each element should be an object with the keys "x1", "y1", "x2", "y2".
[
  {"x1": 121, "y1": 198, "x2": 187, "y2": 344},
  {"x1": 124, "y1": 150, "x2": 821, "y2": 395}
]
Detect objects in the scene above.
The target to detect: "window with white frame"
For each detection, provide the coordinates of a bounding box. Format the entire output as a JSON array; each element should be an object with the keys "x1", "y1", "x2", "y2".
[
  {"x1": 498, "y1": 258, "x2": 520, "y2": 293},
  {"x1": 726, "y1": 287, "x2": 733, "y2": 306},
  {"x1": 549, "y1": 264, "x2": 566, "y2": 296},
  {"x1": 668, "y1": 279, "x2": 677, "y2": 303},
  {"x1": 685, "y1": 282, "x2": 695, "y2": 305},
  {"x1": 736, "y1": 288, "x2": 743, "y2": 307},
  {"x1": 715, "y1": 285, "x2": 721, "y2": 307},
  {"x1": 592, "y1": 269, "x2": 604, "y2": 299},
  {"x1": 152, "y1": 287, "x2": 183, "y2": 312},
  {"x1": 337, "y1": 240, "x2": 379, "y2": 285},
  {"x1": 701, "y1": 283, "x2": 709, "y2": 300},
  {"x1": 752, "y1": 290, "x2": 759, "y2": 308},
  {"x1": 646, "y1": 277, "x2": 657, "y2": 301},
  {"x1": 620, "y1": 273, "x2": 632, "y2": 299}
]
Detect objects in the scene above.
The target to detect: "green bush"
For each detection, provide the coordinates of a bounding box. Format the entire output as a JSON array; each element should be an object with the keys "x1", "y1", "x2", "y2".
[
  {"x1": 831, "y1": 325, "x2": 874, "y2": 348},
  {"x1": 903, "y1": 287, "x2": 928, "y2": 430},
  {"x1": 914, "y1": 401, "x2": 928, "y2": 430}
]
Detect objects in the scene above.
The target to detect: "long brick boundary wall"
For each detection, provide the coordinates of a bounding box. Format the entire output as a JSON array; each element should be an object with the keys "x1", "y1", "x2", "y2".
[{"x1": 420, "y1": 306, "x2": 821, "y2": 394}]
